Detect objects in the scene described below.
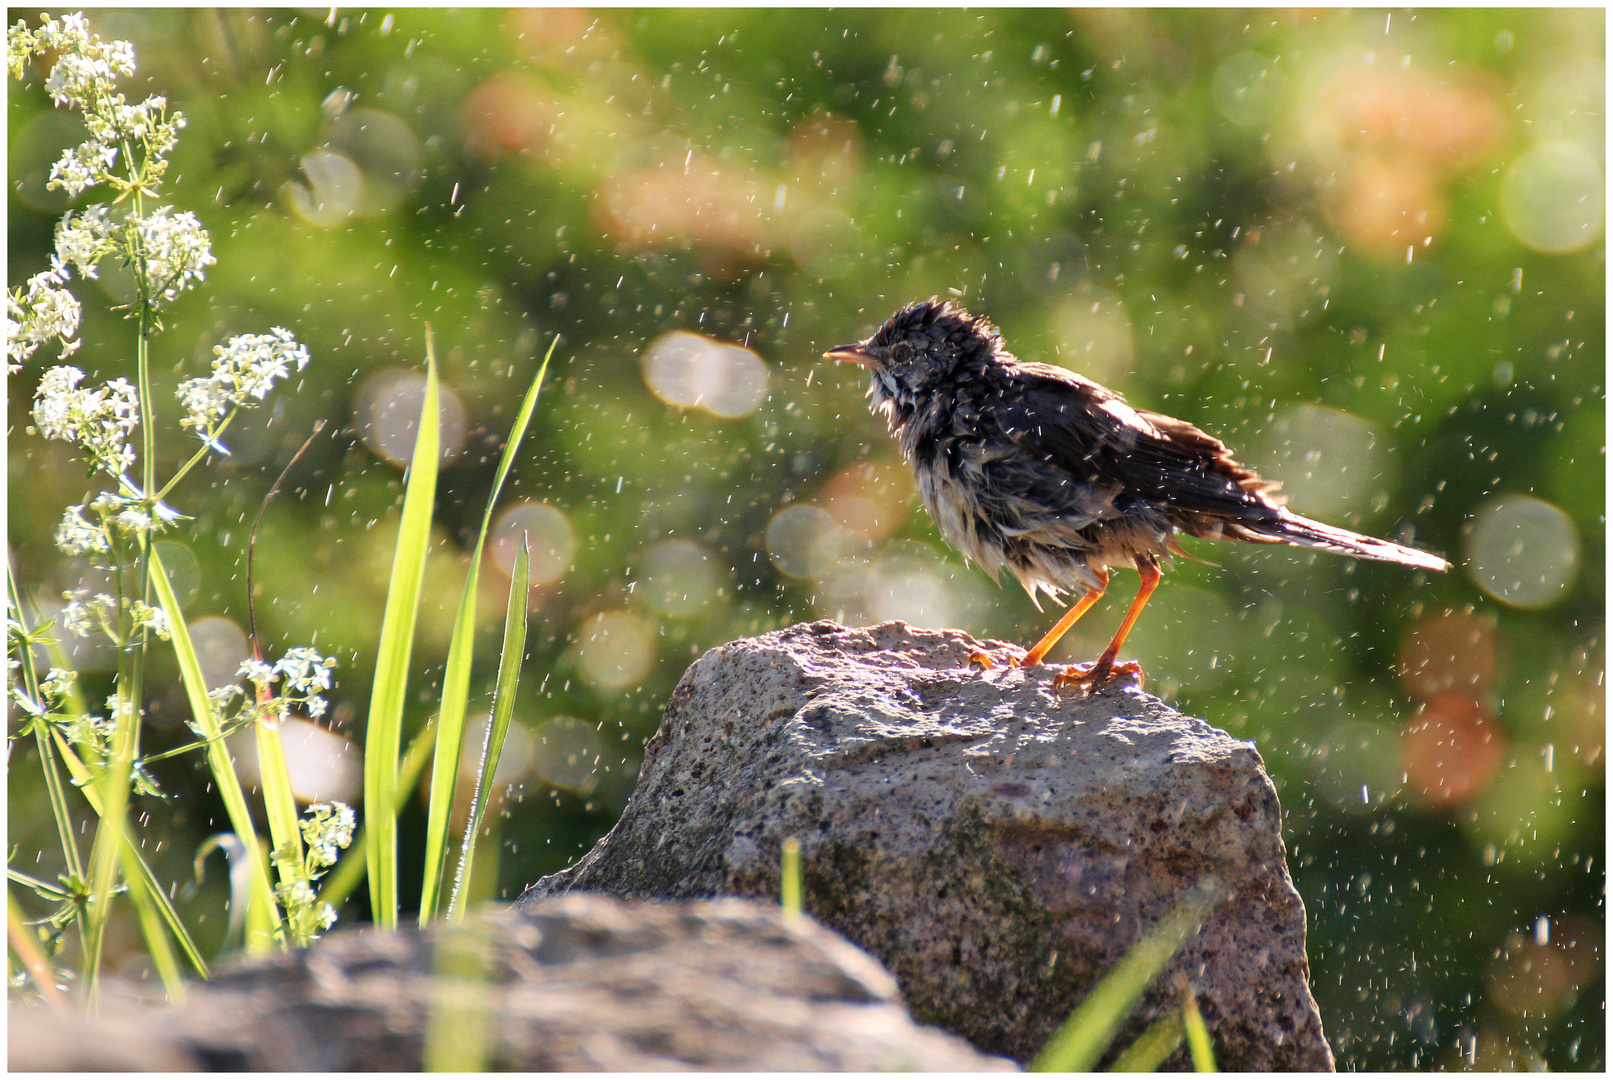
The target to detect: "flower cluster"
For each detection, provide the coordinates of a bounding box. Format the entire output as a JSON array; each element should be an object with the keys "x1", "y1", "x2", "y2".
[
  {"x1": 9, "y1": 13, "x2": 182, "y2": 199},
  {"x1": 235, "y1": 646, "x2": 338, "y2": 721},
  {"x1": 301, "y1": 801, "x2": 357, "y2": 872},
  {"x1": 32, "y1": 366, "x2": 140, "y2": 477},
  {"x1": 179, "y1": 328, "x2": 311, "y2": 440},
  {"x1": 6, "y1": 262, "x2": 81, "y2": 371}
]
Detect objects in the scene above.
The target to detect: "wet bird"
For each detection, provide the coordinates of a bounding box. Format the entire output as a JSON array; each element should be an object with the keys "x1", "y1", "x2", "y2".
[{"x1": 824, "y1": 298, "x2": 1449, "y2": 690}]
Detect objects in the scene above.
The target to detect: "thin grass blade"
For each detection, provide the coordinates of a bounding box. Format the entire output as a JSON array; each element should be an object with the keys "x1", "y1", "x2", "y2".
[
  {"x1": 320, "y1": 720, "x2": 437, "y2": 913},
  {"x1": 448, "y1": 536, "x2": 529, "y2": 920},
  {"x1": 420, "y1": 340, "x2": 554, "y2": 921},
  {"x1": 46, "y1": 728, "x2": 209, "y2": 977},
  {"x1": 363, "y1": 333, "x2": 442, "y2": 930},
  {"x1": 1182, "y1": 986, "x2": 1217, "y2": 1071},
  {"x1": 1109, "y1": 1009, "x2": 1186, "y2": 1072},
  {"x1": 1030, "y1": 878, "x2": 1219, "y2": 1073},
  {"x1": 150, "y1": 544, "x2": 282, "y2": 949}
]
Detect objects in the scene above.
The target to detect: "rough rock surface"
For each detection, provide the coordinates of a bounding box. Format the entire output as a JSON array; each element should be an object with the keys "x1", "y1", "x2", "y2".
[
  {"x1": 9, "y1": 894, "x2": 1008, "y2": 1071},
  {"x1": 520, "y1": 620, "x2": 1334, "y2": 1071}
]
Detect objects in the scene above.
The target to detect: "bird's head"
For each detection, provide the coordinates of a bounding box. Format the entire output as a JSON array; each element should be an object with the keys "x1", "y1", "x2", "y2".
[{"x1": 823, "y1": 298, "x2": 1003, "y2": 395}]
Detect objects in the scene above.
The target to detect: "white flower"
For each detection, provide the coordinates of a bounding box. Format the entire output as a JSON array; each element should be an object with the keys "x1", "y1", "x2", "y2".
[
  {"x1": 48, "y1": 137, "x2": 119, "y2": 196},
  {"x1": 274, "y1": 646, "x2": 334, "y2": 696},
  {"x1": 40, "y1": 667, "x2": 78, "y2": 700},
  {"x1": 301, "y1": 801, "x2": 356, "y2": 870},
  {"x1": 131, "y1": 206, "x2": 215, "y2": 304},
  {"x1": 54, "y1": 206, "x2": 117, "y2": 280},
  {"x1": 33, "y1": 14, "x2": 135, "y2": 110},
  {"x1": 237, "y1": 657, "x2": 276, "y2": 687},
  {"x1": 180, "y1": 328, "x2": 310, "y2": 438},
  {"x1": 32, "y1": 367, "x2": 140, "y2": 476},
  {"x1": 35, "y1": 369, "x2": 140, "y2": 474},
  {"x1": 131, "y1": 601, "x2": 170, "y2": 641},
  {"x1": 54, "y1": 503, "x2": 109, "y2": 556},
  {"x1": 7, "y1": 262, "x2": 81, "y2": 369}
]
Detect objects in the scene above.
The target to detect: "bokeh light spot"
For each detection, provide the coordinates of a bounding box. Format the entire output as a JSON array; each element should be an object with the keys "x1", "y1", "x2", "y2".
[
  {"x1": 491, "y1": 500, "x2": 576, "y2": 587},
  {"x1": 576, "y1": 610, "x2": 654, "y2": 692},
  {"x1": 1397, "y1": 612, "x2": 1497, "y2": 700},
  {"x1": 187, "y1": 615, "x2": 250, "y2": 691},
  {"x1": 1501, "y1": 139, "x2": 1605, "y2": 253},
  {"x1": 231, "y1": 718, "x2": 360, "y2": 805},
  {"x1": 355, "y1": 369, "x2": 468, "y2": 467},
  {"x1": 636, "y1": 539, "x2": 725, "y2": 617},
  {"x1": 766, "y1": 504, "x2": 841, "y2": 579},
  {"x1": 1465, "y1": 494, "x2": 1580, "y2": 608},
  {"x1": 457, "y1": 712, "x2": 532, "y2": 791},
  {"x1": 285, "y1": 149, "x2": 363, "y2": 226},
  {"x1": 1213, "y1": 52, "x2": 1285, "y2": 126},
  {"x1": 1400, "y1": 694, "x2": 1505, "y2": 806},
  {"x1": 641, "y1": 330, "x2": 770, "y2": 419},
  {"x1": 1256, "y1": 404, "x2": 1386, "y2": 517},
  {"x1": 530, "y1": 715, "x2": 604, "y2": 794}
]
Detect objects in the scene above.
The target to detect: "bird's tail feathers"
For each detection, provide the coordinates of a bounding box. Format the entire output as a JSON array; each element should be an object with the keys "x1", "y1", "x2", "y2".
[{"x1": 1269, "y1": 511, "x2": 1450, "y2": 572}]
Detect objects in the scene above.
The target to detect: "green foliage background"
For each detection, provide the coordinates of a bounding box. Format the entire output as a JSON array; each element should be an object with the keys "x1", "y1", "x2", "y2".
[{"x1": 9, "y1": 8, "x2": 1602, "y2": 1070}]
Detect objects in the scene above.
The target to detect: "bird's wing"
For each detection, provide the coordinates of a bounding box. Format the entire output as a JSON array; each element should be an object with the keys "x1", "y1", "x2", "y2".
[{"x1": 992, "y1": 363, "x2": 1281, "y2": 520}]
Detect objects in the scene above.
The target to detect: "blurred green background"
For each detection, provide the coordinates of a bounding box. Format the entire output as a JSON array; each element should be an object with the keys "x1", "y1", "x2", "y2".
[{"x1": 8, "y1": 8, "x2": 1602, "y2": 1070}]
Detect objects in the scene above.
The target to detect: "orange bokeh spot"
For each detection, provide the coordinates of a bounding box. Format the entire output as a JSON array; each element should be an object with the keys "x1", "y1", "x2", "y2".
[
  {"x1": 460, "y1": 72, "x2": 557, "y2": 159},
  {"x1": 1331, "y1": 154, "x2": 1446, "y2": 260},
  {"x1": 820, "y1": 458, "x2": 913, "y2": 542},
  {"x1": 1401, "y1": 694, "x2": 1505, "y2": 806},
  {"x1": 1396, "y1": 611, "x2": 1497, "y2": 701}
]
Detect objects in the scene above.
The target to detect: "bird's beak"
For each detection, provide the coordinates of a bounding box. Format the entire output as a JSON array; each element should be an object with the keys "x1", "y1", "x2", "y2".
[{"x1": 823, "y1": 343, "x2": 873, "y2": 366}]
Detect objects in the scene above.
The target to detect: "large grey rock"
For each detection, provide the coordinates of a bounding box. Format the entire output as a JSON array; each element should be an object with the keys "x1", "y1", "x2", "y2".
[
  {"x1": 9, "y1": 894, "x2": 1007, "y2": 1071},
  {"x1": 520, "y1": 620, "x2": 1334, "y2": 1070}
]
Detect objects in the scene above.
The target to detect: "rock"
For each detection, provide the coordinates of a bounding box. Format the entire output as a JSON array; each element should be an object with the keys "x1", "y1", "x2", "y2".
[
  {"x1": 7, "y1": 1003, "x2": 201, "y2": 1071},
  {"x1": 519, "y1": 620, "x2": 1334, "y2": 1070},
  {"x1": 128, "y1": 894, "x2": 1005, "y2": 1071}
]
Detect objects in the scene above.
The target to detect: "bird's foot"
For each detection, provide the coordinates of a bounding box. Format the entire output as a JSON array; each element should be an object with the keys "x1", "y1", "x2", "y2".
[
  {"x1": 1052, "y1": 658, "x2": 1144, "y2": 693},
  {"x1": 969, "y1": 649, "x2": 1025, "y2": 670}
]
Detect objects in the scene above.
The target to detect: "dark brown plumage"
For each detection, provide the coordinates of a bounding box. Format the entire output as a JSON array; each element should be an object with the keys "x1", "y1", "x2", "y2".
[{"x1": 824, "y1": 298, "x2": 1449, "y2": 689}]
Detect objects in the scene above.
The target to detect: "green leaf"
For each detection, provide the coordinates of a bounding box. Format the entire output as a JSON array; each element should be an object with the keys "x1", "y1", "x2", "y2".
[
  {"x1": 319, "y1": 721, "x2": 437, "y2": 914},
  {"x1": 364, "y1": 331, "x2": 442, "y2": 930},
  {"x1": 781, "y1": 837, "x2": 803, "y2": 920},
  {"x1": 1030, "y1": 878, "x2": 1219, "y2": 1073},
  {"x1": 150, "y1": 545, "x2": 282, "y2": 950},
  {"x1": 1183, "y1": 986, "x2": 1217, "y2": 1072},
  {"x1": 420, "y1": 338, "x2": 555, "y2": 922},
  {"x1": 448, "y1": 535, "x2": 529, "y2": 920},
  {"x1": 1109, "y1": 1010, "x2": 1185, "y2": 1072}
]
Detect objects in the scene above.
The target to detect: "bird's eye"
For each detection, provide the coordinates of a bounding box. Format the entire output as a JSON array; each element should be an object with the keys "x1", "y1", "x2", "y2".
[{"x1": 891, "y1": 342, "x2": 913, "y2": 363}]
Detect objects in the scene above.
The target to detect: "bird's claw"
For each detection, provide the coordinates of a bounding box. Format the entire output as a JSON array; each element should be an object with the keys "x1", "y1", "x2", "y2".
[
  {"x1": 969, "y1": 649, "x2": 1024, "y2": 670},
  {"x1": 1051, "y1": 658, "x2": 1144, "y2": 693}
]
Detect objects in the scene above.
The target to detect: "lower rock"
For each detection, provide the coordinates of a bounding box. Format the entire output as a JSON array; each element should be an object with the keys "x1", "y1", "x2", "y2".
[
  {"x1": 10, "y1": 894, "x2": 1007, "y2": 1071},
  {"x1": 519, "y1": 620, "x2": 1335, "y2": 1070}
]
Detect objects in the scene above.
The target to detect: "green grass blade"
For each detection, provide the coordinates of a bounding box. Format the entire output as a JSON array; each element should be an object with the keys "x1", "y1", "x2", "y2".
[
  {"x1": 1030, "y1": 878, "x2": 1219, "y2": 1073},
  {"x1": 424, "y1": 915, "x2": 494, "y2": 1071},
  {"x1": 1183, "y1": 986, "x2": 1217, "y2": 1072},
  {"x1": 150, "y1": 544, "x2": 281, "y2": 949},
  {"x1": 448, "y1": 536, "x2": 529, "y2": 920},
  {"x1": 1109, "y1": 1010, "x2": 1186, "y2": 1072},
  {"x1": 420, "y1": 340, "x2": 554, "y2": 921},
  {"x1": 254, "y1": 710, "x2": 309, "y2": 941},
  {"x1": 781, "y1": 837, "x2": 803, "y2": 920},
  {"x1": 45, "y1": 728, "x2": 209, "y2": 978},
  {"x1": 364, "y1": 333, "x2": 442, "y2": 930},
  {"x1": 319, "y1": 721, "x2": 437, "y2": 914},
  {"x1": 116, "y1": 842, "x2": 184, "y2": 1004}
]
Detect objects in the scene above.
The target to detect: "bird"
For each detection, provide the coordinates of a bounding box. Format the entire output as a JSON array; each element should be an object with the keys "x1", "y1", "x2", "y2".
[{"x1": 823, "y1": 298, "x2": 1450, "y2": 691}]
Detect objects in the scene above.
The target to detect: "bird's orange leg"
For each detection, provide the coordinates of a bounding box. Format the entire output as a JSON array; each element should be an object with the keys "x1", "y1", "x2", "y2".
[
  {"x1": 970, "y1": 570, "x2": 1108, "y2": 670},
  {"x1": 1055, "y1": 561, "x2": 1163, "y2": 691}
]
